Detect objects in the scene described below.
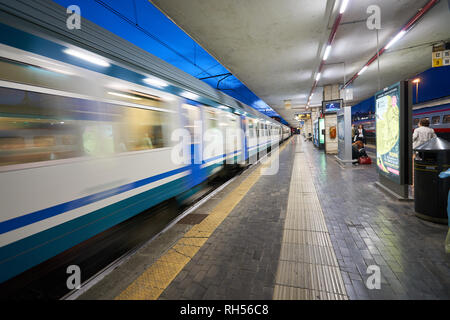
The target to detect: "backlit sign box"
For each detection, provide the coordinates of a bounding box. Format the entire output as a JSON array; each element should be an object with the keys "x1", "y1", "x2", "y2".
[{"x1": 375, "y1": 81, "x2": 412, "y2": 186}]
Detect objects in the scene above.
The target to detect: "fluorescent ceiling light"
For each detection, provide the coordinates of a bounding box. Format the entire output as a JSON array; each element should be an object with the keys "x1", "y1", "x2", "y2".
[
  {"x1": 323, "y1": 45, "x2": 332, "y2": 61},
  {"x1": 63, "y1": 48, "x2": 110, "y2": 67},
  {"x1": 358, "y1": 66, "x2": 368, "y2": 76},
  {"x1": 340, "y1": 0, "x2": 349, "y2": 14},
  {"x1": 182, "y1": 91, "x2": 199, "y2": 100},
  {"x1": 385, "y1": 30, "x2": 406, "y2": 50},
  {"x1": 316, "y1": 73, "x2": 321, "y2": 81},
  {"x1": 143, "y1": 77, "x2": 169, "y2": 88},
  {"x1": 108, "y1": 92, "x2": 142, "y2": 100}
]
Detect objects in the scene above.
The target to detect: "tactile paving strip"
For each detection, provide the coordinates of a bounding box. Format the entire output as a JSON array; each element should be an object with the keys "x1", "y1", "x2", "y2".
[
  {"x1": 273, "y1": 137, "x2": 348, "y2": 300},
  {"x1": 116, "y1": 140, "x2": 292, "y2": 300}
]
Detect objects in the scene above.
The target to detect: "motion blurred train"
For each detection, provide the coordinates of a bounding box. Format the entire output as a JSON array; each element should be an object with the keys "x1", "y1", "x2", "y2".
[
  {"x1": 412, "y1": 102, "x2": 450, "y2": 140},
  {"x1": 0, "y1": 2, "x2": 290, "y2": 284}
]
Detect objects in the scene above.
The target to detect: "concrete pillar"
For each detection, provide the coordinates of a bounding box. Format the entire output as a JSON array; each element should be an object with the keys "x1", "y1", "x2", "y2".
[{"x1": 322, "y1": 84, "x2": 341, "y2": 154}]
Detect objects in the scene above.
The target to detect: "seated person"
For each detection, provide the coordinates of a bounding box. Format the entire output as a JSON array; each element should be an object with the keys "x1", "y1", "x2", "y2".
[{"x1": 352, "y1": 140, "x2": 367, "y2": 160}]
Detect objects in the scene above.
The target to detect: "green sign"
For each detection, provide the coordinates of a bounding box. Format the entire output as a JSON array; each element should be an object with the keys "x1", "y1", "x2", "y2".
[{"x1": 319, "y1": 118, "x2": 325, "y2": 144}]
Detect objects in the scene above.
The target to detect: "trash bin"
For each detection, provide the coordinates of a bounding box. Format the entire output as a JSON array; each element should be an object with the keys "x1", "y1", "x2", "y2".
[
  {"x1": 438, "y1": 169, "x2": 450, "y2": 253},
  {"x1": 414, "y1": 137, "x2": 450, "y2": 224}
]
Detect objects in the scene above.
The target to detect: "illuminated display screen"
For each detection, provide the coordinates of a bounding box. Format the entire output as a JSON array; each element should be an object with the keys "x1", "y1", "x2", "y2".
[
  {"x1": 375, "y1": 82, "x2": 401, "y2": 184},
  {"x1": 322, "y1": 99, "x2": 342, "y2": 114}
]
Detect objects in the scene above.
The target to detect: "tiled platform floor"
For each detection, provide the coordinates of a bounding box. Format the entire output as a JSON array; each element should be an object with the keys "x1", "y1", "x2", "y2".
[
  {"x1": 305, "y1": 141, "x2": 450, "y2": 299},
  {"x1": 162, "y1": 137, "x2": 449, "y2": 300},
  {"x1": 80, "y1": 136, "x2": 450, "y2": 300}
]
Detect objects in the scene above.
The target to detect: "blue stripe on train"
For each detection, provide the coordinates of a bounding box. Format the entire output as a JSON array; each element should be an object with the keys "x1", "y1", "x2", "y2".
[
  {"x1": 0, "y1": 148, "x2": 246, "y2": 236},
  {"x1": 0, "y1": 165, "x2": 191, "y2": 235},
  {"x1": 0, "y1": 158, "x2": 232, "y2": 283},
  {"x1": 0, "y1": 175, "x2": 190, "y2": 283}
]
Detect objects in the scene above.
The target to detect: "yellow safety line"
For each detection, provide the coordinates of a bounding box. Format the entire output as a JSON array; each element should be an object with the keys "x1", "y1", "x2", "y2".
[{"x1": 115, "y1": 140, "x2": 291, "y2": 300}]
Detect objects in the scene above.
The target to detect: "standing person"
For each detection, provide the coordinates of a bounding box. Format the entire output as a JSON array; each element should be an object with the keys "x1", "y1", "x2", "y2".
[
  {"x1": 351, "y1": 124, "x2": 357, "y2": 142},
  {"x1": 355, "y1": 124, "x2": 366, "y2": 144},
  {"x1": 413, "y1": 118, "x2": 436, "y2": 149},
  {"x1": 412, "y1": 118, "x2": 436, "y2": 187}
]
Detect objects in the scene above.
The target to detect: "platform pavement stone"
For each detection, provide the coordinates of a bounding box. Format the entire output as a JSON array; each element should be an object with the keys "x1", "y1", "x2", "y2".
[
  {"x1": 303, "y1": 141, "x2": 450, "y2": 300},
  {"x1": 158, "y1": 141, "x2": 295, "y2": 300},
  {"x1": 157, "y1": 139, "x2": 450, "y2": 300}
]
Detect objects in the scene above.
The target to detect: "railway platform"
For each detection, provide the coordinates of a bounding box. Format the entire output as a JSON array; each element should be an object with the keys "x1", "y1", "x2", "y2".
[{"x1": 71, "y1": 136, "x2": 450, "y2": 300}]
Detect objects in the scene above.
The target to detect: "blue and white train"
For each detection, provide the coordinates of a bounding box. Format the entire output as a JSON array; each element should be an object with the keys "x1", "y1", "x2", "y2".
[{"x1": 0, "y1": 1, "x2": 290, "y2": 284}]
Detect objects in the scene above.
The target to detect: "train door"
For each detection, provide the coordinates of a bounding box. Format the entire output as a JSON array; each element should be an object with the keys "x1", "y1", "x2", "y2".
[
  {"x1": 181, "y1": 102, "x2": 206, "y2": 187},
  {"x1": 203, "y1": 106, "x2": 223, "y2": 174},
  {"x1": 240, "y1": 115, "x2": 248, "y2": 163},
  {"x1": 247, "y1": 118, "x2": 257, "y2": 162},
  {"x1": 227, "y1": 113, "x2": 242, "y2": 164}
]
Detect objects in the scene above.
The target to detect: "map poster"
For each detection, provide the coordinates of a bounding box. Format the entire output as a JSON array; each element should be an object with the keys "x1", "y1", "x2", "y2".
[{"x1": 376, "y1": 83, "x2": 401, "y2": 184}]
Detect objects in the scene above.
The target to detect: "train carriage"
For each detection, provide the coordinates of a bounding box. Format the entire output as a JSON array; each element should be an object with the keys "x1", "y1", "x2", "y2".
[{"x1": 0, "y1": 1, "x2": 291, "y2": 285}]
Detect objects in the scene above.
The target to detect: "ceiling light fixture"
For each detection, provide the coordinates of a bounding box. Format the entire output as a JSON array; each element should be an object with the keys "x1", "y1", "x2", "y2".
[
  {"x1": 63, "y1": 48, "x2": 110, "y2": 67},
  {"x1": 357, "y1": 66, "x2": 368, "y2": 76},
  {"x1": 385, "y1": 30, "x2": 406, "y2": 50},
  {"x1": 340, "y1": 0, "x2": 349, "y2": 14},
  {"x1": 323, "y1": 45, "x2": 332, "y2": 61},
  {"x1": 316, "y1": 73, "x2": 321, "y2": 81}
]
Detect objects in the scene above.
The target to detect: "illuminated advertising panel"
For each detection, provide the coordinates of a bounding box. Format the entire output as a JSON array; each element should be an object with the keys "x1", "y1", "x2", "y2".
[
  {"x1": 375, "y1": 81, "x2": 411, "y2": 185},
  {"x1": 376, "y1": 83, "x2": 401, "y2": 183}
]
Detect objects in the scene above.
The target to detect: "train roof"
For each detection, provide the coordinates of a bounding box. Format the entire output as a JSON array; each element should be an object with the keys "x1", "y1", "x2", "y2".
[{"x1": 0, "y1": 0, "x2": 283, "y2": 126}]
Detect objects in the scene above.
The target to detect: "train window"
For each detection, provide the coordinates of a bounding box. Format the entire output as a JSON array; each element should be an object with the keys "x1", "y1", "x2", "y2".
[
  {"x1": 443, "y1": 115, "x2": 450, "y2": 124},
  {"x1": 0, "y1": 137, "x2": 25, "y2": 150},
  {"x1": 432, "y1": 116, "x2": 441, "y2": 125},
  {"x1": 33, "y1": 136, "x2": 56, "y2": 147},
  {"x1": 182, "y1": 104, "x2": 201, "y2": 144},
  {"x1": 413, "y1": 118, "x2": 420, "y2": 126},
  {"x1": 248, "y1": 121, "x2": 254, "y2": 138},
  {"x1": 121, "y1": 107, "x2": 166, "y2": 152},
  {"x1": 0, "y1": 86, "x2": 170, "y2": 167},
  {"x1": 204, "y1": 108, "x2": 219, "y2": 130},
  {"x1": 0, "y1": 57, "x2": 169, "y2": 111}
]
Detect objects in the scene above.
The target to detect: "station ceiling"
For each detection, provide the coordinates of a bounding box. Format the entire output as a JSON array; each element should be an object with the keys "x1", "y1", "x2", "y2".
[{"x1": 150, "y1": 0, "x2": 450, "y2": 127}]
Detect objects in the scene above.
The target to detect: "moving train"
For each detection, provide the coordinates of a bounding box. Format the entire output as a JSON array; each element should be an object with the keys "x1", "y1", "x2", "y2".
[
  {"x1": 0, "y1": 2, "x2": 290, "y2": 285},
  {"x1": 412, "y1": 102, "x2": 450, "y2": 141}
]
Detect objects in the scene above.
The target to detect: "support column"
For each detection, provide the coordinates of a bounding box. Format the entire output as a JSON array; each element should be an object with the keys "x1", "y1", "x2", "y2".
[{"x1": 322, "y1": 84, "x2": 340, "y2": 154}]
